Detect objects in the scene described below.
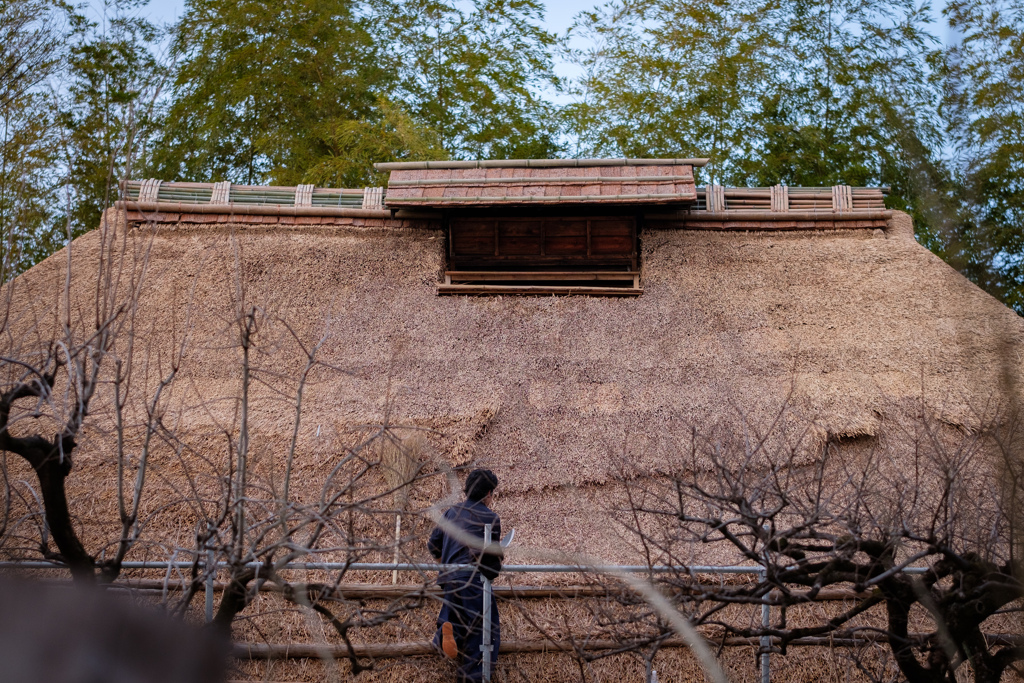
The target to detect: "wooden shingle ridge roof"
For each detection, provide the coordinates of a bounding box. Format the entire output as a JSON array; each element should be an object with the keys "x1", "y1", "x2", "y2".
[
  {"x1": 373, "y1": 157, "x2": 710, "y2": 170},
  {"x1": 380, "y1": 158, "x2": 702, "y2": 207},
  {"x1": 117, "y1": 164, "x2": 893, "y2": 230}
]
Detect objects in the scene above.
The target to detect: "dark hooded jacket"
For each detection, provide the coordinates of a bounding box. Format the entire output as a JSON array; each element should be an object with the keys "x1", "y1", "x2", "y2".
[{"x1": 428, "y1": 499, "x2": 502, "y2": 581}]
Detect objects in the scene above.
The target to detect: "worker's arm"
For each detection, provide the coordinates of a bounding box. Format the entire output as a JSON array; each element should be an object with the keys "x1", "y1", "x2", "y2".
[{"x1": 427, "y1": 524, "x2": 444, "y2": 560}]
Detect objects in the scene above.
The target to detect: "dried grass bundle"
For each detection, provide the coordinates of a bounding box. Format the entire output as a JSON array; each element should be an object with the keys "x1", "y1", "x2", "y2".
[
  {"x1": 379, "y1": 434, "x2": 423, "y2": 512},
  {"x1": 378, "y1": 433, "x2": 425, "y2": 582}
]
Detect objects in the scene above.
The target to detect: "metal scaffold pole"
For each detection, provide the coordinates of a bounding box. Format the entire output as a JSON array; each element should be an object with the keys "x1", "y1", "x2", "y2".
[
  {"x1": 760, "y1": 567, "x2": 770, "y2": 683},
  {"x1": 481, "y1": 523, "x2": 493, "y2": 682}
]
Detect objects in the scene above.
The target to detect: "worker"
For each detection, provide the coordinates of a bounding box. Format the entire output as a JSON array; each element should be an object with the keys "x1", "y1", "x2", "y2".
[{"x1": 428, "y1": 468, "x2": 503, "y2": 683}]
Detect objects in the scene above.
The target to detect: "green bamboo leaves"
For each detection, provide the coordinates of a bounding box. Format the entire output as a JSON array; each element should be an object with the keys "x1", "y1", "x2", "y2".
[
  {"x1": 157, "y1": 0, "x2": 387, "y2": 185},
  {"x1": 158, "y1": 0, "x2": 561, "y2": 184},
  {"x1": 562, "y1": 0, "x2": 941, "y2": 187},
  {"x1": 384, "y1": 0, "x2": 561, "y2": 160},
  {"x1": 936, "y1": 0, "x2": 1024, "y2": 311}
]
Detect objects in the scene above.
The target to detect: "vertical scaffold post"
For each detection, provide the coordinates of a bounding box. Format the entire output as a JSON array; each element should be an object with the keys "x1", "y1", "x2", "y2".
[
  {"x1": 481, "y1": 523, "x2": 493, "y2": 682},
  {"x1": 760, "y1": 567, "x2": 770, "y2": 683},
  {"x1": 205, "y1": 547, "x2": 215, "y2": 622}
]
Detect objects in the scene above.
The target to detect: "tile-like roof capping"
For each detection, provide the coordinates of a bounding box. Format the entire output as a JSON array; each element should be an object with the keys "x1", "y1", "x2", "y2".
[
  {"x1": 374, "y1": 158, "x2": 710, "y2": 170},
  {"x1": 382, "y1": 160, "x2": 700, "y2": 207}
]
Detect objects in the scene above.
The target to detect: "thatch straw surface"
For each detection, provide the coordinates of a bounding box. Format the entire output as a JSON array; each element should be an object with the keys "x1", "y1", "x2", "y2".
[
  {"x1": 3, "y1": 209, "x2": 1023, "y2": 680},
  {"x1": 2, "y1": 210, "x2": 1023, "y2": 566}
]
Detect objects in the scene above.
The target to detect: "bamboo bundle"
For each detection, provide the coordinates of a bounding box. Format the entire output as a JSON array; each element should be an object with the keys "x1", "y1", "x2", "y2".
[
  {"x1": 115, "y1": 200, "x2": 388, "y2": 218},
  {"x1": 210, "y1": 181, "x2": 231, "y2": 205},
  {"x1": 832, "y1": 185, "x2": 854, "y2": 212},
  {"x1": 380, "y1": 436, "x2": 423, "y2": 583},
  {"x1": 721, "y1": 188, "x2": 772, "y2": 195},
  {"x1": 312, "y1": 188, "x2": 365, "y2": 208},
  {"x1": 685, "y1": 185, "x2": 887, "y2": 215},
  {"x1": 121, "y1": 181, "x2": 366, "y2": 209},
  {"x1": 294, "y1": 184, "x2": 314, "y2": 207},
  {"x1": 770, "y1": 185, "x2": 788, "y2": 212}
]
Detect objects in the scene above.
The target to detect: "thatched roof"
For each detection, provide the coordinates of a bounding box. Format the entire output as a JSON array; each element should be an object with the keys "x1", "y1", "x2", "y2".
[{"x1": 6, "y1": 166, "x2": 1024, "y2": 565}]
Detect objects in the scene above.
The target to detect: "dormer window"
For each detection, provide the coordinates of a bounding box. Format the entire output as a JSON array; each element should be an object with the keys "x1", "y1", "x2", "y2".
[{"x1": 375, "y1": 158, "x2": 702, "y2": 296}]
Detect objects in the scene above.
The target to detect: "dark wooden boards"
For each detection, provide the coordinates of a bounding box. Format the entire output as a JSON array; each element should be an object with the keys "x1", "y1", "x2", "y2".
[{"x1": 449, "y1": 216, "x2": 636, "y2": 270}]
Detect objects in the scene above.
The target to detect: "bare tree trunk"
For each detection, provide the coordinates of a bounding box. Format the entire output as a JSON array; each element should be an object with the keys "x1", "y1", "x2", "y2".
[
  {"x1": 35, "y1": 445, "x2": 94, "y2": 581},
  {"x1": 0, "y1": 381, "x2": 96, "y2": 581}
]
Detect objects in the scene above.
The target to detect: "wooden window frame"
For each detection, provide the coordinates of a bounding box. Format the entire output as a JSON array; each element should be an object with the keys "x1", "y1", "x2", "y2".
[{"x1": 440, "y1": 210, "x2": 642, "y2": 296}]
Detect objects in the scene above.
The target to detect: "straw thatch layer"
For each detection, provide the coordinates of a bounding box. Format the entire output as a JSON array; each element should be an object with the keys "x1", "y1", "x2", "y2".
[
  {"x1": 3, "y1": 209, "x2": 1023, "y2": 680},
  {"x1": 2, "y1": 210, "x2": 1023, "y2": 564}
]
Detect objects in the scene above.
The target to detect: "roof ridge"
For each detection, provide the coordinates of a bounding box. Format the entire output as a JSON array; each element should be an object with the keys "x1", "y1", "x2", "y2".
[{"x1": 373, "y1": 158, "x2": 711, "y2": 170}]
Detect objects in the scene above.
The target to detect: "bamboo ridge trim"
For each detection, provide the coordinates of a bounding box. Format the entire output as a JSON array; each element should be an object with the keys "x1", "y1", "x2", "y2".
[
  {"x1": 123, "y1": 180, "x2": 364, "y2": 195},
  {"x1": 698, "y1": 184, "x2": 888, "y2": 213},
  {"x1": 122, "y1": 180, "x2": 367, "y2": 208},
  {"x1": 116, "y1": 200, "x2": 391, "y2": 218},
  {"x1": 375, "y1": 158, "x2": 709, "y2": 170},
  {"x1": 388, "y1": 175, "x2": 695, "y2": 187}
]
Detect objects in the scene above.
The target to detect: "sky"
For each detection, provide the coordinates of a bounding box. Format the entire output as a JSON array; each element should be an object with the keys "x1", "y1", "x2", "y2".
[
  {"x1": 83, "y1": 0, "x2": 956, "y2": 92},
  {"x1": 86, "y1": 0, "x2": 958, "y2": 57},
  {"x1": 89, "y1": 0, "x2": 956, "y2": 38},
  {"x1": 91, "y1": 0, "x2": 597, "y2": 33}
]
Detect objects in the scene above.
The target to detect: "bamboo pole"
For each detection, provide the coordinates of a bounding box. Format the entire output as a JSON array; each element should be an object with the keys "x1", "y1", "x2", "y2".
[
  {"x1": 93, "y1": 580, "x2": 882, "y2": 602},
  {"x1": 36, "y1": 577, "x2": 887, "y2": 602},
  {"x1": 233, "y1": 632, "x2": 1024, "y2": 660}
]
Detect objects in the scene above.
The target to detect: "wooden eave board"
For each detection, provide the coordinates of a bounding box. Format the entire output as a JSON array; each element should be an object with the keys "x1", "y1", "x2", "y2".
[
  {"x1": 445, "y1": 271, "x2": 638, "y2": 282},
  {"x1": 649, "y1": 217, "x2": 890, "y2": 231},
  {"x1": 437, "y1": 284, "x2": 642, "y2": 296}
]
